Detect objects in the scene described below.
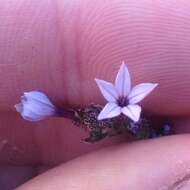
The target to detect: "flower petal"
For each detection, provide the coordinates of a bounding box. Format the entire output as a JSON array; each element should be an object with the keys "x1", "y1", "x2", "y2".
[
  {"x1": 128, "y1": 83, "x2": 158, "y2": 104},
  {"x1": 121, "y1": 104, "x2": 141, "y2": 122},
  {"x1": 15, "y1": 99, "x2": 44, "y2": 121},
  {"x1": 15, "y1": 103, "x2": 23, "y2": 113},
  {"x1": 22, "y1": 99, "x2": 55, "y2": 116},
  {"x1": 98, "y1": 103, "x2": 121, "y2": 120},
  {"x1": 95, "y1": 79, "x2": 118, "y2": 102},
  {"x1": 115, "y1": 61, "x2": 131, "y2": 97},
  {"x1": 21, "y1": 108, "x2": 44, "y2": 121},
  {"x1": 24, "y1": 91, "x2": 55, "y2": 107},
  {"x1": 17, "y1": 99, "x2": 55, "y2": 122}
]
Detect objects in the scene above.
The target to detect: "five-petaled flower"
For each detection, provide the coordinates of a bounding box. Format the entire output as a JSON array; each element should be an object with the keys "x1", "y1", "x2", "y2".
[
  {"x1": 15, "y1": 91, "x2": 56, "y2": 121},
  {"x1": 95, "y1": 62, "x2": 158, "y2": 122}
]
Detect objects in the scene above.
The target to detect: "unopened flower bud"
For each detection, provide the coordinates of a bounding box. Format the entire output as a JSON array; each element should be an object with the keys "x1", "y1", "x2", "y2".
[{"x1": 15, "y1": 91, "x2": 56, "y2": 121}]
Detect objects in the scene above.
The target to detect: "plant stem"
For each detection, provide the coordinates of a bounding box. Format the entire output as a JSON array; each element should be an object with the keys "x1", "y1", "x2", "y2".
[{"x1": 56, "y1": 108, "x2": 76, "y2": 120}]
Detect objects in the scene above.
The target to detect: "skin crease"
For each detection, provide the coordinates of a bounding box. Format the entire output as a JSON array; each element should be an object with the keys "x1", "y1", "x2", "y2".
[{"x1": 0, "y1": 0, "x2": 190, "y2": 189}]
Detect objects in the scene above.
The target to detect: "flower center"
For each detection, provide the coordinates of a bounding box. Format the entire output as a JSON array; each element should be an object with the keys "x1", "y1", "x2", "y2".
[{"x1": 117, "y1": 97, "x2": 128, "y2": 107}]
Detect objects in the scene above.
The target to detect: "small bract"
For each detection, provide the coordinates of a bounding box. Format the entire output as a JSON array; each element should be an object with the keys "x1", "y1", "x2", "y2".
[
  {"x1": 95, "y1": 62, "x2": 158, "y2": 122},
  {"x1": 15, "y1": 91, "x2": 56, "y2": 121}
]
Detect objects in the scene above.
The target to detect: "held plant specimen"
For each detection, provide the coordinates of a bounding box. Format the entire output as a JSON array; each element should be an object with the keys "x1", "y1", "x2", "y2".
[{"x1": 15, "y1": 62, "x2": 172, "y2": 143}]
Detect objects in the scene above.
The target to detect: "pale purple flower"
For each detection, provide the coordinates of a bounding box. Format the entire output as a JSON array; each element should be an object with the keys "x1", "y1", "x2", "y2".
[
  {"x1": 15, "y1": 91, "x2": 56, "y2": 121},
  {"x1": 95, "y1": 62, "x2": 158, "y2": 122}
]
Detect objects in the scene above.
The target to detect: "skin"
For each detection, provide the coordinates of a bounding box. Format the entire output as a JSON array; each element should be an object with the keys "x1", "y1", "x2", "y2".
[{"x1": 0, "y1": 0, "x2": 190, "y2": 189}]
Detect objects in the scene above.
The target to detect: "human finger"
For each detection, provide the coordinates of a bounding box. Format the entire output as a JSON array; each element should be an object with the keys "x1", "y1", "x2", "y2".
[
  {"x1": 17, "y1": 134, "x2": 190, "y2": 190},
  {"x1": 0, "y1": 0, "x2": 190, "y2": 116}
]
